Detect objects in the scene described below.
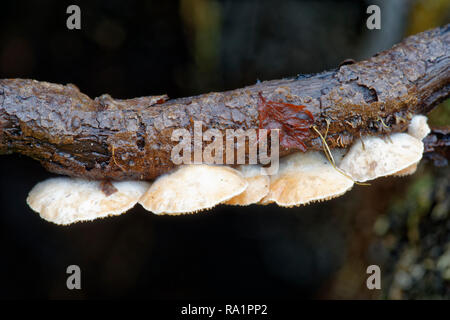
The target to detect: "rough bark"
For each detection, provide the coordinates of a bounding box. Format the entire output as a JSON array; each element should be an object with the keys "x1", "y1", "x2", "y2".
[{"x1": 0, "y1": 25, "x2": 448, "y2": 181}]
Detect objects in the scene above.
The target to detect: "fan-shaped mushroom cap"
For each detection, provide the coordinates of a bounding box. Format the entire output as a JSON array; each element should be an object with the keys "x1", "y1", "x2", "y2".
[
  {"x1": 391, "y1": 115, "x2": 429, "y2": 178},
  {"x1": 262, "y1": 151, "x2": 354, "y2": 207},
  {"x1": 225, "y1": 165, "x2": 270, "y2": 205},
  {"x1": 339, "y1": 133, "x2": 424, "y2": 182},
  {"x1": 27, "y1": 178, "x2": 151, "y2": 225},
  {"x1": 139, "y1": 164, "x2": 248, "y2": 215},
  {"x1": 392, "y1": 162, "x2": 419, "y2": 176},
  {"x1": 408, "y1": 115, "x2": 430, "y2": 140}
]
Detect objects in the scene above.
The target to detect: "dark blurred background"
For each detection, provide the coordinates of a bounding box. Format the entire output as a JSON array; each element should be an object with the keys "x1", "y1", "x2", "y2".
[{"x1": 0, "y1": 0, "x2": 449, "y2": 299}]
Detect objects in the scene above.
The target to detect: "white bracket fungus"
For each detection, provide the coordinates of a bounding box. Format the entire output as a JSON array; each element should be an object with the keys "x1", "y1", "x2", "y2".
[
  {"x1": 26, "y1": 115, "x2": 432, "y2": 223},
  {"x1": 225, "y1": 165, "x2": 270, "y2": 206},
  {"x1": 27, "y1": 178, "x2": 150, "y2": 225},
  {"x1": 339, "y1": 133, "x2": 424, "y2": 182},
  {"x1": 262, "y1": 151, "x2": 354, "y2": 207},
  {"x1": 138, "y1": 164, "x2": 247, "y2": 215},
  {"x1": 408, "y1": 114, "x2": 431, "y2": 141}
]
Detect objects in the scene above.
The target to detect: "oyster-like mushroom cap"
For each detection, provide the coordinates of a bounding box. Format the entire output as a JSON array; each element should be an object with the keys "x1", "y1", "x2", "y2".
[
  {"x1": 408, "y1": 114, "x2": 430, "y2": 140},
  {"x1": 262, "y1": 151, "x2": 354, "y2": 207},
  {"x1": 139, "y1": 164, "x2": 248, "y2": 215},
  {"x1": 339, "y1": 133, "x2": 424, "y2": 182},
  {"x1": 225, "y1": 165, "x2": 270, "y2": 206},
  {"x1": 392, "y1": 162, "x2": 419, "y2": 177},
  {"x1": 27, "y1": 178, "x2": 151, "y2": 225}
]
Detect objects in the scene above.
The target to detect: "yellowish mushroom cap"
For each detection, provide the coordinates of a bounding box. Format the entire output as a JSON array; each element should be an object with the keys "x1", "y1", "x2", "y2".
[
  {"x1": 27, "y1": 178, "x2": 151, "y2": 225},
  {"x1": 225, "y1": 165, "x2": 270, "y2": 206},
  {"x1": 339, "y1": 133, "x2": 424, "y2": 182},
  {"x1": 262, "y1": 151, "x2": 354, "y2": 207},
  {"x1": 139, "y1": 164, "x2": 248, "y2": 215}
]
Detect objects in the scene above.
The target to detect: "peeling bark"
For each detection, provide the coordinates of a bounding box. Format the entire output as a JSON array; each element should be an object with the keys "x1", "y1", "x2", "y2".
[{"x1": 0, "y1": 25, "x2": 448, "y2": 181}]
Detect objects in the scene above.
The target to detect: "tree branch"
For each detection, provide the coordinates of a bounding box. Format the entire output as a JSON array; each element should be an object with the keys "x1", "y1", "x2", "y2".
[{"x1": 0, "y1": 25, "x2": 448, "y2": 181}]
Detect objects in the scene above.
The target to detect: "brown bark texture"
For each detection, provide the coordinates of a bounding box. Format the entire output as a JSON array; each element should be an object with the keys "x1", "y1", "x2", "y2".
[{"x1": 0, "y1": 25, "x2": 448, "y2": 181}]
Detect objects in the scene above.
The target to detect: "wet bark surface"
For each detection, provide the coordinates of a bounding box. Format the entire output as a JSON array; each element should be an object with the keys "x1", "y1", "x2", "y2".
[{"x1": 0, "y1": 25, "x2": 448, "y2": 181}]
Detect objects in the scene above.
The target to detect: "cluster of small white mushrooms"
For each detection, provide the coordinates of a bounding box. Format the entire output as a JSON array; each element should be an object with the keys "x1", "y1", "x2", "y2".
[{"x1": 27, "y1": 115, "x2": 430, "y2": 225}]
